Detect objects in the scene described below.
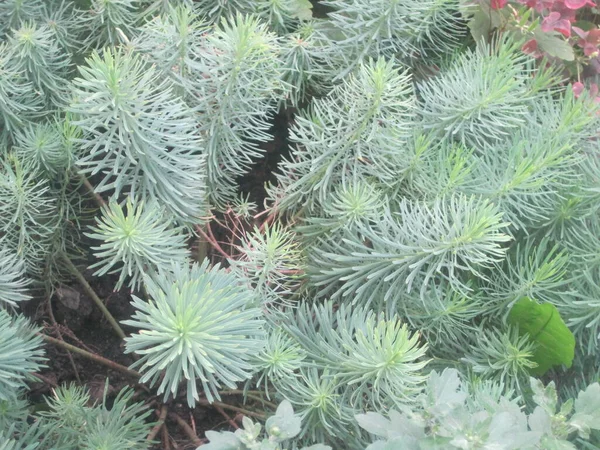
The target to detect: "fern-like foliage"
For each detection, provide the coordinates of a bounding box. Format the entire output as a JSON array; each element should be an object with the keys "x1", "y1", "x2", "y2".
[
  {"x1": 86, "y1": 197, "x2": 191, "y2": 290},
  {"x1": 186, "y1": 14, "x2": 285, "y2": 207},
  {"x1": 231, "y1": 224, "x2": 304, "y2": 307},
  {"x1": 0, "y1": 310, "x2": 45, "y2": 401},
  {"x1": 482, "y1": 237, "x2": 573, "y2": 316},
  {"x1": 69, "y1": 48, "x2": 207, "y2": 222},
  {"x1": 283, "y1": 302, "x2": 429, "y2": 411},
  {"x1": 81, "y1": 0, "x2": 140, "y2": 50},
  {"x1": 0, "y1": 42, "x2": 43, "y2": 138},
  {"x1": 37, "y1": 382, "x2": 153, "y2": 450},
  {"x1": 123, "y1": 260, "x2": 265, "y2": 406},
  {"x1": 418, "y1": 39, "x2": 556, "y2": 148},
  {"x1": 7, "y1": 21, "x2": 70, "y2": 108},
  {"x1": 133, "y1": 4, "x2": 207, "y2": 90},
  {"x1": 0, "y1": 155, "x2": 59, "y2": 275},
  {"x1": 319, "y1": 0, "x2": 464, "y2": 78},
  {"x1": 461, "y1": 325, "x2": 538, "y2": 394},
  {"x1": 272, "y1": 58, "x2": 414, "y2": 212},
  {"x1": 308, "y1": 195, "x2": 511, "y2": 303},
  {"x1": 13, "y1": 121, "x2": 70, "y2": 177},
  {"x1": 0, "y1": 249, "x2": 31, "y2": 308},
  {"x1": 0, "y1": 0, "x2": 44, "y2": 35}
]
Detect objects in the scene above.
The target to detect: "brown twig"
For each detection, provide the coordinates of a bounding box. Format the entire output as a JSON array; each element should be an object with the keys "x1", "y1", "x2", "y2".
[
  {"x1": 197, "y1": 399, "x2": 266, "y2": 420},
  {"x1": 47, "y1": 296, "x2": 81, "y2": 383},
  {"x1": 62, "y1": 254, "x2": 126, "y2": 340},
  {"x1": 32, "y1": 372, "x2": 58, "y2": 388},
  {"x1": 79, "y1": 173, "x2": 107, "y2": 209},
  {"x1": 218, "y1": 390, "x2": 277, "y2": 409},
  {"x1": 213, "y1": 403, "x2": 239, "y2": 429},
  {"x1": 147, "y1": 405, "x2": 168, "y2": 442},
  {"x1": 40, "y1": 334, "x2": 141, "y2": 379},
  {"x1": 169, "y1": 412, "x2": 203, "y2": 447},
  {"x1": 162, "y1": 425, "x2": 172, "y2": 450},
  {"x1": 195, "y1": 224, "x2": 230, "y2": 260}
]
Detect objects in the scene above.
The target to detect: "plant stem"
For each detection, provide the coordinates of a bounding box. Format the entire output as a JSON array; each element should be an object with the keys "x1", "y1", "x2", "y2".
[
  {"x1": 213, "y1": 403, "x2": 239, "y2": 429},
  {"x1": 147, "y1": 405, "x2": 168, "y2": 442},
  {"x1": 78, "y1": 173, "x2": 107, "y2": 209},
  {"x1": 47, "y1": 295, "x2": 81, "y2": 383},
  {"x1": 40, "y1": 334, "x2": 141, "y2": 379},
  {"x1": 195, "y1": 223, "x2": 230, "y2": 260},
  {"x1": 197, "y1": 399, "x2": 266, "y2": 420},
  {"x1": 62, "y1": 254, "x2": 126, "y2": 340},
  {"x1": 169, "y1": 412, "x2": 203, "y2": 446}
]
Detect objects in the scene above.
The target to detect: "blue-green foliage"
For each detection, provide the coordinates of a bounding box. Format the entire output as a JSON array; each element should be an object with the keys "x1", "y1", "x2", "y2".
[{"x1": 0, "y1": 0, "x2": 599, "y2": 449}]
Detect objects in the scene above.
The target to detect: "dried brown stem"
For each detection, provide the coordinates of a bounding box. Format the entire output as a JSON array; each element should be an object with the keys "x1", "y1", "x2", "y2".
[
  {"x1": 78, "y1": 173, "x2": 107, "y2": 209},
  {"x1": 169, "y1": 412, "x2": 203, "y2": 447},
  {"x1": 147, "y1": 405, "x2": 168, "y2": 442},
  {"x1": 214, "y1": 403, "x2": 239, "y2": 429},
  {"x1": 47, "y1": 296, "x2": 81, "y2": 383},
  {"x1": 40, "y1": 334, "x2": 141, "y2": 379},
  {"x1": 195, "y1": 224, "x2": 230, "y2": 260},
  {"x1": 197, "y1": 399, "x2": 266, "y2": 420},
  {"x1": 62, "y1": 255, "x2": 126, "y2": 340}
]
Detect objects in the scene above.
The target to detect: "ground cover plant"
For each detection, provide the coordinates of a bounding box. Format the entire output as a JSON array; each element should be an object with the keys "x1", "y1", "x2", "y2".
[{"x1": 2, "y1": 0, "x2": 600, "y2": 448}]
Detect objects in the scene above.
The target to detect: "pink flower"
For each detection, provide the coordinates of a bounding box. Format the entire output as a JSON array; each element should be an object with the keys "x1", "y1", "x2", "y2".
[
  {"x1": 541, "y1": 11, "x2": 572, "y2": 37},
  {"x1": 573, "y1": 26, "x2": 600, "y2": 56},
  {"x1": 563, "y1": 0, "x2": 595, "y2": 9},
  {"x1": 572, "y1": 81, "x2": 585, "y2": 97},
  {"x1": 552, "y1": 2, "x2": 578, "y2": 21},
  {"x1": 572, "y1": 81, "x2": 600, "y2": 102},
  {"x1": 491, "y1": 0, "x2": 509, "y2": 8}
]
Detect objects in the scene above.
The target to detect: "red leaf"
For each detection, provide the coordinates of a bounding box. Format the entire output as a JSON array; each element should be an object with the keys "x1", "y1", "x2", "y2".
[
  {"x1": 522, "y1": 38, "x2": 540, "y2": 54},
  {"x1": 491, "y1": 0, "x2": 509, "y2": 9},
  {"x1": 564, "y1": 0, "x2": 595, "y2": 9},
  {"x1": 541, "y1": 11, "x2": 572, "y2": 37}
]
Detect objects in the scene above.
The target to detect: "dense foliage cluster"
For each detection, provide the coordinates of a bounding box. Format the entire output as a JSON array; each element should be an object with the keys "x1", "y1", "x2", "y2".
[{"x1": 1, "y1": 0, "x2": 600, "y2": 449}]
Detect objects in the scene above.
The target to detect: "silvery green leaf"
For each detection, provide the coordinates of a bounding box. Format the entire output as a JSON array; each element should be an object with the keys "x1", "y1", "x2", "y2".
[
  {"x1": 265, "y1": 400, "x2": 301, "y2": 441},
  {"x1": 419, "y1": 437, "x2": 455, "y2": 449},
  {"x1": 559, "y1": 399, "x2": 573, "y2": 417},
  {"x1": 487, "y1": 411, "x2": 541, "y2": 449},
  {"x1": 387, "y1": 410, "x2": 425, "y2": 440},
  {"x1": 530, "y1": 377, "x2": 558, "y2": 415},
  {"x1": 257, "y1": 440, "x2": 280, "y2": 450},
  {"x1": 536, "y1": 437, "x2": 577, "y2": 450},
  {"x1": 528, "y1": 407, "x2": 551, "y2": 434},
  {"x1": 425, "y1": 369, "x2": 468, "y2": 418},
  {"x1": 236, "y1": 416, "x2": 262, "y2": 444},
  {"x1": 570, "y1": 383, "x2": 600, "y2": 439},
  {"x1": 299, "y1": 445, "x2": 332, "y2": 450},
  {"x1": 365, "y1": 443, "x2": 387, "y2": 450},
  {"x1": 201, "y1": 431, "x2": 243, "y2": 450},
  {"x1": 355, "y1": 412, "x2": 392, "y2": 438}
]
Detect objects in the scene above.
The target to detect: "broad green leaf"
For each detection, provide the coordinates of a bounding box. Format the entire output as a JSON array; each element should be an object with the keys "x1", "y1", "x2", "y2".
[
  {"x1": 534, "y1": 29, "x2": 575, "y2": 61},
  {"x1": 508, "y1": 298, "x2": 575, "y2": 375}
]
